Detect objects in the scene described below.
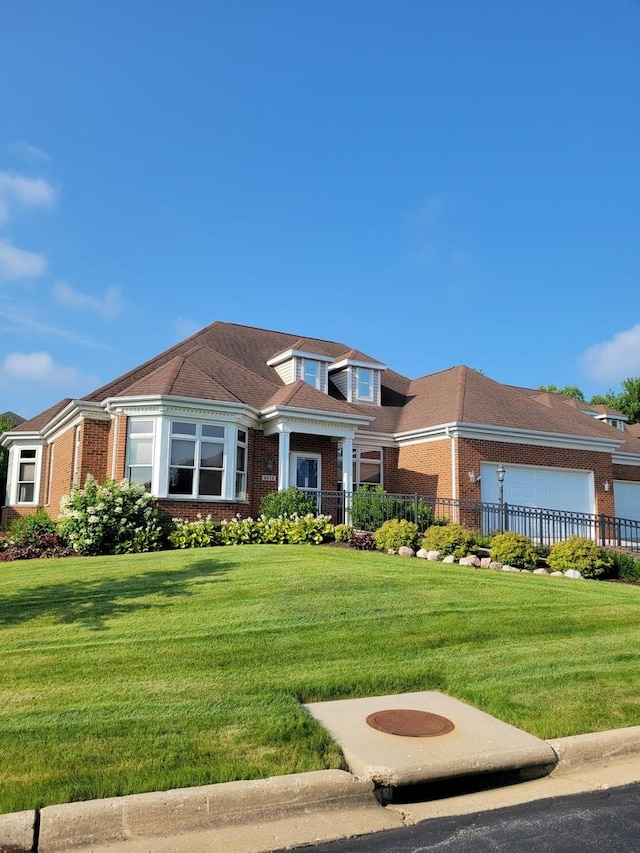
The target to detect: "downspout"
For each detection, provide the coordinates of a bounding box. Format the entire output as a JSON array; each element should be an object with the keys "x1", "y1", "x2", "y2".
[{"x1": 445, "y1": 426, "x2": 458, "y2": 523}]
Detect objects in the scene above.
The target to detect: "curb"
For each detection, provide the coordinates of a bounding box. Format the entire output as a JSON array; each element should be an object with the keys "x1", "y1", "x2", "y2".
[
  {"x1": 3, "y1": 727, "x2": 640, "y2": 853},
  {"x1": 547, "y1": 725, "x2": 640, "y2": 773}
]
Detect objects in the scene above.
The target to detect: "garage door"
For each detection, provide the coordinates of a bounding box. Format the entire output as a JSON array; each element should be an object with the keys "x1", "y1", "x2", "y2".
[
  {"x1": 613, "y1": 481, "x2": 640, "y2": 521},
  {"x1": 480, "y1": 463, "x2": 594, "y2": 514}
]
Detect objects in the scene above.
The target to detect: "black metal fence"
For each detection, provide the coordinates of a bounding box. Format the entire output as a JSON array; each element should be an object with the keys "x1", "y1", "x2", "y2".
[{"x1": 302, "y1": 489, "x2": 640, "y2": 554}]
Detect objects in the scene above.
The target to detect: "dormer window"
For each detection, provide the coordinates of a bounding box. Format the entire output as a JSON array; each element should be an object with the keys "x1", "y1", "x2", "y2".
[
  {"x1": 357, "y1": 368, "x2": 374, "y2": 402},
  {"x1": 303, "y1": 359, "x2": 320, "y2": 389}
]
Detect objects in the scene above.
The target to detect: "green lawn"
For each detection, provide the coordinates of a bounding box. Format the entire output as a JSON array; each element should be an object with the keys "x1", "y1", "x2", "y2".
[{"x1": 1, "y1": 545, "x2": 639, "y2": 814}]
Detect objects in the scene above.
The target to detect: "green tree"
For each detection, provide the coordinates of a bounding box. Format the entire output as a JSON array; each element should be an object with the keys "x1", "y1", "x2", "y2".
[
  {"x1": 0, "y1": 414, "x2": 19, "y2": 506},
  {"x1": 590, "y1": 377, "x2": 640, "y2": 424},
  {"x1": 537, "y1": 384, "x2": 586, "y2": 401}
]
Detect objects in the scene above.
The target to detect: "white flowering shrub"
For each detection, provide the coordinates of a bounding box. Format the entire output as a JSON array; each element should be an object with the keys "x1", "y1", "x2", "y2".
[{"x1": 58, "y1": 476, "x2": 168, "y2": 556}]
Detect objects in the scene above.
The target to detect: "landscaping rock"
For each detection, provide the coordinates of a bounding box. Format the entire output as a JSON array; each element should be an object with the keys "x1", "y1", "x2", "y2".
[
  {"x1": 489, "y1": 561, "x2": 503, "y2": 570},
  {"x1": 480, "y1": 557, "x2": 492, "y2": 568},
  {"x1": 416, "y1": 548, "x2": 429, "y2": 559},
  {"x1": 533, "y1": 568, "x2": 550, "y2": 575},
  {"x1": 550, "y1": 571, "x2": 564, "y2": 577},
  {"x1": 387, "y1": 549, "x2": 396, "y2": 555},
  {"x1": 564, "y1": 569, "x2": 583, "y2": 579},
  {"x1": 398, "y1": 546, "x2": 415, "y2": 557},
  {"x1": 502, "y1": 565, "x2": 520, "y2": 572},
  {"x1": 442, "y1": 555, "x2": 456, "y2": 563},
  {"x1": 427, "y1": 550, "x2": 442, "y2": 561}
]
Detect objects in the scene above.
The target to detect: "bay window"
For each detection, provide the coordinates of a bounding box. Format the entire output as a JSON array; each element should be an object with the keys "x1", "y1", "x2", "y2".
[
  {"x1": 169, "y1": 421, "x2": 225, "y2": 497},
  {"x1": 127, "y1": 420, "x2": 154, "y2": 490}
]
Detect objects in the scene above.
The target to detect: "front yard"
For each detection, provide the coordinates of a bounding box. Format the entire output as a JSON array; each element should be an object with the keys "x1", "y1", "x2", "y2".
[{"x1": 1, "y1": 545, "x2": 638, "y2": 814}]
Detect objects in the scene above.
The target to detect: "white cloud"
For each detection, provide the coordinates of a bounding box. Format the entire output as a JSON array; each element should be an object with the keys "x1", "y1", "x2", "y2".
[
  {"x1": 175, "y1": 317, "x2": 202, "y2": 340},
  {"x1": 0, "y1": 239, "x2": 47, "y2": 282},
  {"x1": 53, "y1": 281, "x2": 124, "y2": 320},
  {"x1": 582, "y1": 324, "x2": 640, "y2": 383},
  {"x1": 9, "y1": 142, "x2": 51, "y2": 163},
  {"x1": 0, "y1": 171, "x2": 55, "y2": 225},
  {"x1": 0, "y1": 351, "x2": 98, "y2": 388}
]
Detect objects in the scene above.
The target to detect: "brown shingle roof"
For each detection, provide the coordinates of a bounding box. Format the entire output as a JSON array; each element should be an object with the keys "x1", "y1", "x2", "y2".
[
  {"x1": 15, "y1": 399, "x2": 72, "y2": 433},
  {"x1": 396, "y1": 366, "x2": 623, "y2": 441},
  {"x1": 262, "y1": 380, "x2": 368, "y2": 417}
]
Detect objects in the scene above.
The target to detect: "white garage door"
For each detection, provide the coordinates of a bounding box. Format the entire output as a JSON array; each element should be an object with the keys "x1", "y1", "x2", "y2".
[
  {"x1": 480, "y1": 463, "x2": 594, "y2": 514},
  {"x1": 613, "y1": 481, "x2": 640, "y2": 521}
]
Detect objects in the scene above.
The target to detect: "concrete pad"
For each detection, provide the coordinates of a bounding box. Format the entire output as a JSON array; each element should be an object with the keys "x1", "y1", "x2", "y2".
[{"x1": 304, "y1": 691, "x2": 557, "y2": 786}]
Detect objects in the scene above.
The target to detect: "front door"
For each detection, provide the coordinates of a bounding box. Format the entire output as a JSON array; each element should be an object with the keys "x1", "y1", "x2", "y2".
[{"x1": 291, "y1": 453, "x2": 321, "y2": 492}]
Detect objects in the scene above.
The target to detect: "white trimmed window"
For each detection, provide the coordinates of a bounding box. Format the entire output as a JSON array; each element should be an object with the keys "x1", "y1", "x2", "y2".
[
  {"x1": 354, "y1": 446, "x2": 382, "y2": 486},
  {"x1": 303, "y1": 359, "x2": 320, "y2": 389},
  {"x1": 127, "y1": 420, "x2": 154, "y2": 490},
  {"x1": 235, "y1": 428, "x2": 247, "y2": 499},
  {"x1": 357, "y1": 368, "x2": 374, "y2": 402},
  {"x1": 17, "y1": 448, "x2": 38, "y2": 503},
  {"x1": 338, "y1": 445, "x2": 383, "y2": 488},
  {"x1": 169, "y1": 421, "x2": 226, "y2": 497}
]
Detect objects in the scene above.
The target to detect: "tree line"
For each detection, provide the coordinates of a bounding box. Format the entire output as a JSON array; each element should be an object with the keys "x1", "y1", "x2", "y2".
[{"x1": 538, "y1": 377, "x2": 640, "y2": 425}]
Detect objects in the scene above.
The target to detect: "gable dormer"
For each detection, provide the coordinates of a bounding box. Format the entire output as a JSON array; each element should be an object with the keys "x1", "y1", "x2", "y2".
[
  {"x1": 266, "y1": 343, "x2": 334, "y2": 393},
  {"x1": 329, "y1": 350, "x2": 387, "y2": 405}
]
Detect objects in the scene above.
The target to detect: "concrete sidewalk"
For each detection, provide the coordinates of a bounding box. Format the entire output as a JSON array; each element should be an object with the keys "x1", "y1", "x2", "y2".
[{"x1": 2, "y1": 726, "x2": 639, "y2": 853}]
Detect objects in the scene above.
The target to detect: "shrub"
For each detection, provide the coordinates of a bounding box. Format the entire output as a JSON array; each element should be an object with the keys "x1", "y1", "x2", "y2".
[
  {"x1": 420, "y1": 523, "x2": 477, "y2": 558},
  {"x1": 7, "y1": 510, "x2": 57, "y2": 546},
  {"x1": 602, "y1": 548, "x2": 640, "y2": 583},
  {"x1": 374, "y1": 519, "x2": 419, "y2": 552},
  {"x1": 169, "y1": 516, "x2": 222, "y2": 548},
  {"x1": 350, "y1": 530, "x2": 376, "y2": 551},
  {"x1": 548, "y1": 536, "x2": 612, "y2": 579},
  {"x1": 333, "y1": 524, "x2": 353, "y2": 543},
  {"x1": 350, "y1": 486, "x2": 436, "y2": 531},
  {"x1": 0, "y1": 531, "x2": 73, "y2": 562},
  {"x1": 58, "y1": 476, "x2": 168, "y2": 556},
  {"x1": 259, "y1": 487, "x2": 318, "y2": 519},
  {"x1": 490, "y1": 532, "x2": 537, "y2": 569},
  {"x1": 216, "y1": 514, "x2": 334, "y2": 546}
]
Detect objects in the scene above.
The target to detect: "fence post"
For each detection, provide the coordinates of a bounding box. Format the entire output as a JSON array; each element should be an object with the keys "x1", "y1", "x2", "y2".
[
  {"x1": 503, "y1": 501, "x2": 509, "y2": 533},
  {"x1": 414, "y1": 494, "x2": 419, "y2": 527},
  {"x1": 599, "y1": 513, "x2": 606, "y2": 547}
]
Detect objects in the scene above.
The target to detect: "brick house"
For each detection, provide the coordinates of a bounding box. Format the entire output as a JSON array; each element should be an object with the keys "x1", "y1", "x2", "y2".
[{"x1": 3, "y1": 321, "x2": 640, "y2": 527}]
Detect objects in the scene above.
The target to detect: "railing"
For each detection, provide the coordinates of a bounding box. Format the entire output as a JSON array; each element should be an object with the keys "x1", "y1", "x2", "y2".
[{"x1": 300, "y1": 489, "x2": 640, "y2": 554}]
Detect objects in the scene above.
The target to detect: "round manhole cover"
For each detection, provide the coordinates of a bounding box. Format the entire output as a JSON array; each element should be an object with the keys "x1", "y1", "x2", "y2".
[{"x1": 365, "y1": 709, "x2": 455, "y2": 737}]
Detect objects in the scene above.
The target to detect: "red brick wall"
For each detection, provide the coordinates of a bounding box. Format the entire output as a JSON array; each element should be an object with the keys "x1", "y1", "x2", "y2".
[
  {"x1": 47, "y1": 426, "x2": 77, "y2": 520},
  {"x1": 393, "y1": 438, "x2": 452, "y2": 497},
  {"x1": 78, "y1": 419, "x2": 111, "y2": 487}
]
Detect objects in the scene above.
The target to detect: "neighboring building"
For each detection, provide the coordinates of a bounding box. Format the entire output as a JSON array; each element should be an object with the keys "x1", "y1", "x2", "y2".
[
  {"x1": 0, "y1": 411, "x2": 26, "y2": 509},
  {"x1": 2, "y1": 321, "x2": 640, "y2": 526}
]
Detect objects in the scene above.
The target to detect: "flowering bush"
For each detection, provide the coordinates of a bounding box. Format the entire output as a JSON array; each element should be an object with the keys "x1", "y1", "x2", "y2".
[
  {"x1": 58, "y1": 476, "x2": 168, "y2": 556},
  {"x1": 169, "y1": 513, "x2": 334, "y2": 547},
  {"x1": 220, "y1": 513, "x2": 334, "y2": 545},
  {"x1": 169, "y1": 515, "x2": 222, "y2": 548}
]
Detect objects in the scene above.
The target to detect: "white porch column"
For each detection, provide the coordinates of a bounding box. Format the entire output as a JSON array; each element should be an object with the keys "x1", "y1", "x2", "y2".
[
  {"x1": 277, "y1": 429, "x2": 290, "y2": 491},
  {"x1": 341, "y1": 436, "x2": 353, "y2": 493},
  {"x1": 341, "y1": 436, "x2": 353, "y2": 526}
]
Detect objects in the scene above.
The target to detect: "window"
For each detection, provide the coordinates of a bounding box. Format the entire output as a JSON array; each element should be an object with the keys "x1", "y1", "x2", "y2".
[
  {"x1": 17, "y1": 448, "x2": 37, "y2": 503},
  {"x1": 127, "y1": 420, "x2": 154, "y2": 490},
  {"x1": 235, "y1": 429, "x2": 247, "y2": 499},
  {"x1": 357, "y1": 368, "x2": 374, "y2": 401},
  {"x1": 303, "y1": 359, "x2": 320, "y2": 389},
  {"x1": 169, "y1": 421, "x2": 225, "y2": 497},
  {"x1": 338, "y1": 445, "x2": 383, "y2": 489},
  {"x1": 356, "y1": 448, "x2": 382, "y2": 485}
]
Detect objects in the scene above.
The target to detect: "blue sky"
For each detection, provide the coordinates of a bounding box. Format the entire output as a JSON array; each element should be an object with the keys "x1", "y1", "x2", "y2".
[{"x1": 1, "y1": 0, "x2": 639, "y2": 419}]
